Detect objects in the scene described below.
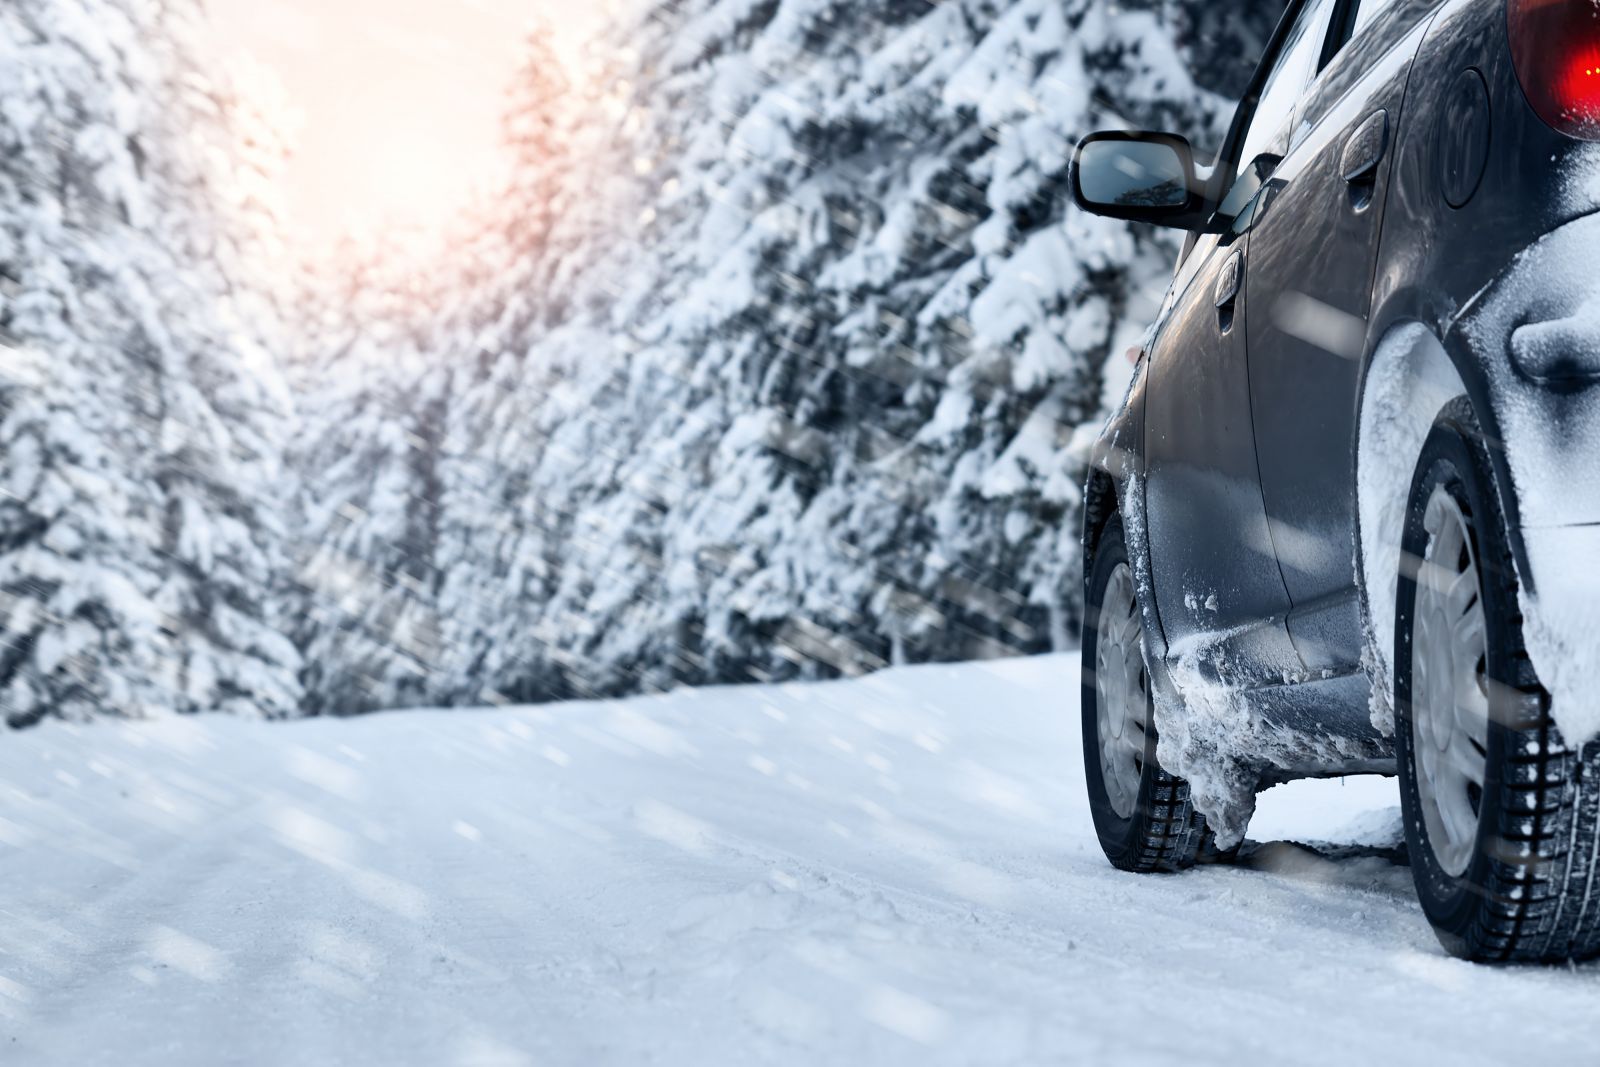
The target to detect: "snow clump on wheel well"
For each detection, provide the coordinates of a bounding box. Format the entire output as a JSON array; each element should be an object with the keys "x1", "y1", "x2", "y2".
[{"x1": 1355, "y1": 323, "x2": 1468, "y2": 737}]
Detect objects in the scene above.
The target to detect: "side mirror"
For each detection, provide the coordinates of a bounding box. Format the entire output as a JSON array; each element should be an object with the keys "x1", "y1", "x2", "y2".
[{"x1": 1070, "y1": 131, "x2": 1213, "y2": 231}]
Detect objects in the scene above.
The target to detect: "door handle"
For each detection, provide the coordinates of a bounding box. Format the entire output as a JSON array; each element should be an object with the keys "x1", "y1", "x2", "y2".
[
  {"x1": 1340, "y1": 109, "x2": 1389, "y2": 209},
  {"x1": 1214, "y1": 250, "x2": 1243, "y2": 333}
]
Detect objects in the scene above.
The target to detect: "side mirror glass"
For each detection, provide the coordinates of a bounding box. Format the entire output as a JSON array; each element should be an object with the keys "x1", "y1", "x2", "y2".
[{"x1": 1070, "y1": 131, "x2": 1211, "y2": 230}]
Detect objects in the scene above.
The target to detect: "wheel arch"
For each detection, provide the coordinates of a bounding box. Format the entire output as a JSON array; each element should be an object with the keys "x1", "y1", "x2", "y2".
[
  {"x1": 1353, "y1": 318, "x2": 1530, "y2": 732},
  {"x1": 1083, "y1": 468, "x2": 1119, "y2": 573},
  {"x1": 1081, "y1": 363, "x2": 1170, "y2": 663}
]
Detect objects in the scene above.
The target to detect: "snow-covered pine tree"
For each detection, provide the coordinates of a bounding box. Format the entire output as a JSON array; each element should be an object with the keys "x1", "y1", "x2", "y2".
[
  {"x1": 290, "y1": 20, "x2": 611, "y2": 712},
  {"x1": 289, "y1": 239, "x2": 455, "y2": 715},
  {"x1": 500, "y1": 25, "x2": 573, "y2": 270},
  {"x1": 0, "y1": 0, "x2": 302, "y2": 724}
]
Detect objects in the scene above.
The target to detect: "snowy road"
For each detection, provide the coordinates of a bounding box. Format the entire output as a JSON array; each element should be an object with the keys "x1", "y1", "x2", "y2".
[{"x1": 1, "y1": 656, "x2": 1598, "y2": 1065}]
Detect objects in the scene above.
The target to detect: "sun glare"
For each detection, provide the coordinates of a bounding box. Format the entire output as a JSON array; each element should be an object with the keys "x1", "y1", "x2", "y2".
[{"x1": 206, "y1": 0, "x2": 581, "y2": 252}]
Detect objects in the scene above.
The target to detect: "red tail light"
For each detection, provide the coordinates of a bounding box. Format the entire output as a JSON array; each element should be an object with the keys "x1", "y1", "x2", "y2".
[{"x1": 1510, "y1": 0, "x2": 1600, "y2": 139}]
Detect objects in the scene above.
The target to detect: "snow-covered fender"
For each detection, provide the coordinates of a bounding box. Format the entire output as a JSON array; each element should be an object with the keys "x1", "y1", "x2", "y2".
[
  {"x1": 1083, "y1": 348, "x2": 1207, "y2": 807},
  {"x1": 1359, "y1": 210, "x2": 1600, "y2": 749},
  {"x1": 1353, "y1": 0, "x2": 1600, "y2": 746},
  {"x1": 1447, "y1": 211, "x2": 1600, "y2": 749},
  {"x1": 1083, "y1": 346, "x2": 1172, "y2": 674},
  {"x1": 1085, "y1": 338, "x2": 1216, "y2": 749}
]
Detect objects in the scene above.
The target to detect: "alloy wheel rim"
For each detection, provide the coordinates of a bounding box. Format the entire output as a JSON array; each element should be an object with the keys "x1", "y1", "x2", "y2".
[
  {"x1": 1096, "y1": 563, "x2": 1148, "y2": 819},
  {"x1": 1411, "y1": 486, "x2": 1491, "y2": 878}
]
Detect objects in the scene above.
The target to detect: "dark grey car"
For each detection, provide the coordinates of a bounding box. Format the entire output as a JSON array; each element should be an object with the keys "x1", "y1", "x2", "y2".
[{"x1": 1071, "y1": 0, "x2": 1600, "y2": 963}]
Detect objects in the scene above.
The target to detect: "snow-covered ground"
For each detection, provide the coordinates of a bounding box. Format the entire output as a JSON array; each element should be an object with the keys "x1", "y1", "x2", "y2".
[{"x1": 1, "y1": 655, "x2": 1596, "y2": 1065}]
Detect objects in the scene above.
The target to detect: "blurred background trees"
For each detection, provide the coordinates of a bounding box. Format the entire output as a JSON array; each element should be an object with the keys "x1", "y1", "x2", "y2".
[
  {"x1": 0, "y1": 0, "x2": 301, "y2": 725},
  {"x1": 0, "y1": 0, "x2": 1285, "y2": 722}
]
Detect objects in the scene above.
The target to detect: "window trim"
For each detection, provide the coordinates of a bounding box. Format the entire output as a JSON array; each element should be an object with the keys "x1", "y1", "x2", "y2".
[
  {"x1": 1178, "y1": 0, "x2": 1361, "y2": 262},
  {"x1": 1208, "y1": 0, "x2": 1307, "y2": 206},
  {"x1": 1320, "y1": 0, "x2": 1369, "y2": 71},
  {"x1": 1206, "y1": 0, "x2": 1363, "y2": 210}
]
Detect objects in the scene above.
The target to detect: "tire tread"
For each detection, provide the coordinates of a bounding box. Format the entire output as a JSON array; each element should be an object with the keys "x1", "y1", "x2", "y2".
[{"x1": 1404, "y1": 404, "x2": 1600, "y2": 963}]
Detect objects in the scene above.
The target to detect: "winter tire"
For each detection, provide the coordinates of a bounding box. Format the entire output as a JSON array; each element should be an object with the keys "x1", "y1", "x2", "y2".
[
  {"x1": 1083, "y1": 513, "x2": 1209, "y2": 872},
  {"x1": 1396, "y1": 403, "x2": 1600, "y2": 963}
]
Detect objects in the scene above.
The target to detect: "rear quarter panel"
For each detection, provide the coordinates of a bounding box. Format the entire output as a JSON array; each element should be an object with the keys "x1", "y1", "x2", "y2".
[
  {"x1": 1362, "y1": 0, "x2": 1600, "y2": 748},
  {"x1": 1369, "y1": 0, "x2": 1600, "y2": 544}
]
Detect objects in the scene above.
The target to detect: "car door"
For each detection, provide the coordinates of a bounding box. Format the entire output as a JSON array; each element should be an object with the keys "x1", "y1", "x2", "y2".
[
  {"x1": 1243, "y1": 0, "x2": 1435, "y2": 673},
  {"x1": 1142, "y1": 0, "x2": 1337, "y2": 688}
]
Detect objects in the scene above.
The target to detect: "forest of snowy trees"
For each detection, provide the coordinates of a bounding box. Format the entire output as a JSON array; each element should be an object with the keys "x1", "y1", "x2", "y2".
[{"x1": 0, "y1": 0, "x2": 1283, "y2": 724}]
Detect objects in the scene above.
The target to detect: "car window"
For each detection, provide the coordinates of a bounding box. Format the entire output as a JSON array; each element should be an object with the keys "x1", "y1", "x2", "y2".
[
  {"x1": 1237, "y1": 0, "x2": 1339, "y2": 168},
  {"x1": 1351, "y1": 0, "x2": 1398, "y2": 38}
]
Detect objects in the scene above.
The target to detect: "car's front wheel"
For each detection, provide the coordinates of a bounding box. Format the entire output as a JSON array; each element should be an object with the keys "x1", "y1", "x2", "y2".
[
  {"x1": 1397, "y1": 403, "x2": 1600, "y2": 963},
  {"x1": 1083, "y1": 513, "x2": 1209, "y2": 872}
]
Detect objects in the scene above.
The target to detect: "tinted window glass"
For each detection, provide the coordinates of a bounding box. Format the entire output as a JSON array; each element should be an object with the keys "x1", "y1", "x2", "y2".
[
  {"x1": 1238, "y1": 0, "x2": 1338, "y2": 166},
  {"x1": 1352, "y1": 0, "x2": 1398, "y2": 38}
]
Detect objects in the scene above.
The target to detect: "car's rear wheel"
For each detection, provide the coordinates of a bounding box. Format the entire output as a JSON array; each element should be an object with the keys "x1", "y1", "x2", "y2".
[
  {"x1": 1083, "y1": 513, "x2": 1208, "y2": 872},
  {"x1": 1397, "y1": 403, "x2": 1600, "y2": 963}
]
